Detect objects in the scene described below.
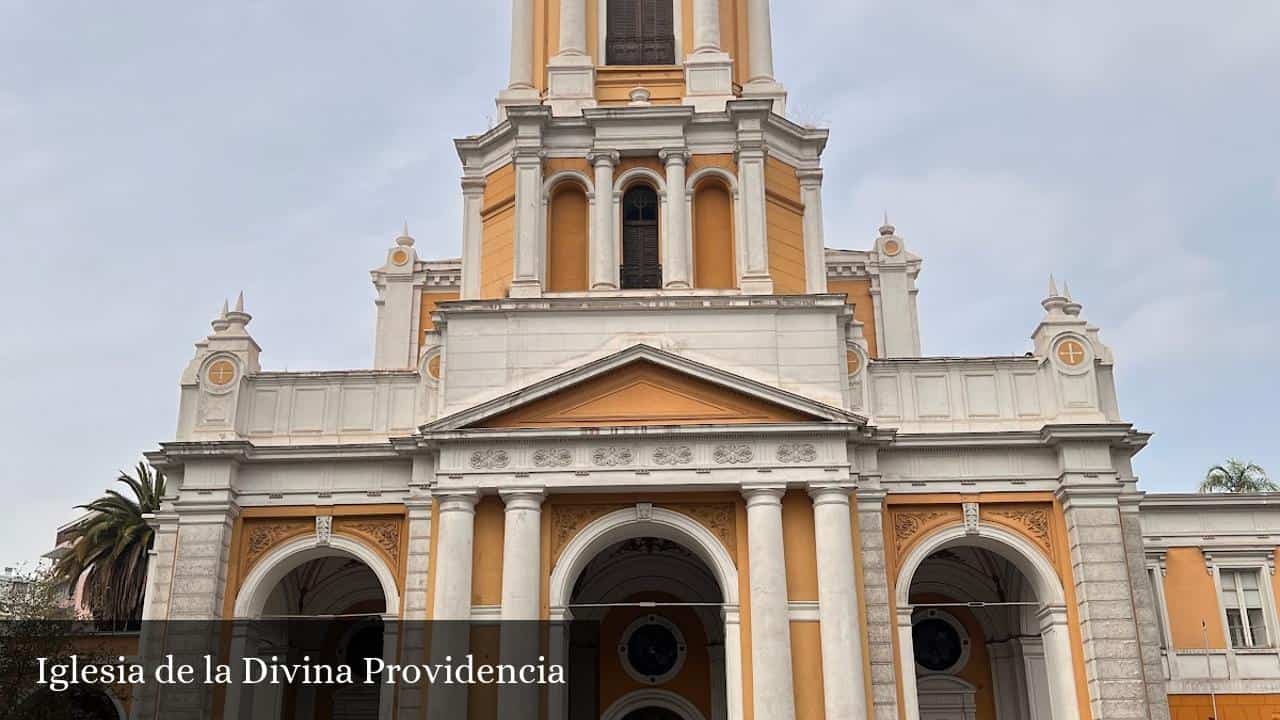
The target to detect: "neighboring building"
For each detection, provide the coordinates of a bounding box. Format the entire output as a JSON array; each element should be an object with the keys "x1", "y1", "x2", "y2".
[
  {"x1": 0, "y1": 566, "x2": 33, "y2": 617},
  {"x1": 125, "y1": 2, "x2": 1278, "y2": 719}
]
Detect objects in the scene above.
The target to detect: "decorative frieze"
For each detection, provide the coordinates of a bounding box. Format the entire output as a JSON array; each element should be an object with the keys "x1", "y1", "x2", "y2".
[
  {"x1": 713, "y1": 444, "x2": 754, "y2": 465},
  {"x1": 890, "y1": 507, "x2": 961, "y2": 560},
  {"x1": 592, "y1": 447, "x2": 635, "y2": 467},
  {"x1": 335, "y1": 517, "x2": 404, "y2": 567},
  {"x1": 550, "y1": 503, "x2": 628, "y2": 562},
  {"x1": 668, "y1": 503, "x2": 737, "y2": 555},
  {"x1": 982, "y1": 504, "x2": 1054, "y2": 559},
  {"x1": 776, "y1": 443, "x2": 817, "y2": 464},
  {"x1": 653, "y1": 445, "x2": 694, "y2": 466},
  {"x1": 241, "y1": 519, "x2": 312, "y2": 579},
  {"x1": 470, "y1": 449, "x2": 511, "y2": 469},
  {"x1": 533, "y1": 448, "x2": 573, "y2": 468}
]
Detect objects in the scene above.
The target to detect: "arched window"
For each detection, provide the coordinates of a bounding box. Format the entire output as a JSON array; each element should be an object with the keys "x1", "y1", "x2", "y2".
[
  {"x1": 692, "y1": 179, "x2": 736, "y2": 289},
  {"x1": 607, "y1": 0, "x2": 676, "y2": 66},
  {"x1": 621, "y1": 185, "x2": 662, "y2": 289}
]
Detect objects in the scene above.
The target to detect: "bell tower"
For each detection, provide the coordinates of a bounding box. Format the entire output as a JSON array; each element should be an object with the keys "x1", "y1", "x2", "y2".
[
  {"x1": 496, "y1": 0, "x2": 788, "y2": 118},
  {"x1": 457, "y1": 0, "x2": 824, "y2": 301}
]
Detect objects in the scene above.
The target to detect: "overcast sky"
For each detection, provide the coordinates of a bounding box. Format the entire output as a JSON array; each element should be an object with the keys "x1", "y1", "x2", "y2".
[{"x1": 2, "y1": 1, "x2": 1278, "y2": 566}]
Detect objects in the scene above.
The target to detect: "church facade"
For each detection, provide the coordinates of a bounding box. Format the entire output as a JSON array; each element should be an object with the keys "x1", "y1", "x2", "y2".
[{"x1": 130, "y1": 2, "x2": 1280, "y2": 719}]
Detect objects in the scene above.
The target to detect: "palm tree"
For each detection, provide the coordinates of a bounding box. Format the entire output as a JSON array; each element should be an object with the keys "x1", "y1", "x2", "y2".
[
  {"x1": 1199, "y1": 459, "x2": 1275, "y2": 494},
  {"x1": 53, "y1": 462, "x2": 166, "y2": 623}
]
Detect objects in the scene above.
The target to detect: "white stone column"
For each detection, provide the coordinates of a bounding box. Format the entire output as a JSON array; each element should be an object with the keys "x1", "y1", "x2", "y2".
[
  {"x1": 708, "y1": 643, "x2": 728, "y2": 720},
  {"x1": 896, "y1": 606, "x2": 921, "y2": 720},
  {"x1": 547, "y1": 0, "x2": 597, "y2": 115},
  {"x1": 509, "y1": 0, "x2": 535, "y2": 89},
  {"x1": 797, "y1": 169, "x2": 828, "y2": 294},
  {"x1": 426, "y1": 493, "x2": 478, "y2": 720},
  {"x1": 743, "y1": 486, "x2": 796, "y2": 720},
  {"x1": 496, "y1": 491, "x2": 545, "y2": 720},
  {"x1": 460, "y1": 176, "x2": 486, "y2": 300},
  {"x1": 589, "y1": 151, "x2": 620, "y2": 290},
  {"x1": 810, "y1": 485, "x2": 867, "y2": 720},
  {"x1": 660, "y1": 148, "x2": 692, "y2": 289},
  {"x1": 692, "y1": 0, "x2": 722, "y2": 53},
  {"x1": 723, "y1": 606, "x2": 745, "y2": 720},
  {"x1": 379, "y1": 617, "x2": 399, "y2": 720},
  {"x1": 740, "y1": 0, "x2": 787, "y2": 112},
  {"x1": 746, "y1": 0, "x2": 775, "y2": 82},
  {"x1": 511, "y1": 147, "x2": 545, "y2": 298},
  {"x1": 1038, "y1": 605, "x2": 1082, "y2": 720},
  {"x1": 558, "y1": 0, "x2": 587, "y2": 54}
]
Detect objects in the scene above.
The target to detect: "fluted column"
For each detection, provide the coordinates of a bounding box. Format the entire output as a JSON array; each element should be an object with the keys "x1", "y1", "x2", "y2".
[
  {"x1": 460, "y1": 176, "x2": 487, "y2": 299},
  {"x1": 589, "y1": 151, "x2": 620, "y2": 290},
  {"x1": 746, "y1": 0, "x2": 775, "y2": 83},
  {"x1": 510, "y1": 146, "x2": 545, "y2": 298},
  {"x1": 743, "y1": 486, "x2": 796, "y2": 720},
  {"x1": 496, "y1": 491, "x2": 545, "y2": 720},
  {"x1": 810, "y1": 484, "x2": 867, "y2": 720},
  {"x1": 660, "y1": 148, "x2": 692, "y2": 290},
  {"x1": 692, "y1": 0, "x2": 722, "y2": 53},
  {"x1": 509, "y1": 0, "x2": 535, "y2": 89},
  {"x1": 797, "y1": 169, "x2": 828, "y2": 294}
]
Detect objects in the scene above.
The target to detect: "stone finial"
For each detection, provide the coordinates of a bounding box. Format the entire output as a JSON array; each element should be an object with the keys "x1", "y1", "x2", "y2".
[
  {"x1": 396, "y1": 221, "x2": 415, "y2": 248},
  {"x1": 211, "y1": 299, "x2": 231, "y2": 333},
  {"x1": 225, "y1": 291, "x2": 252, "y2": 332},
  {"x1": 1041, "y1": 274, "x2": 1069, "y2": 315},
  {"x1": 1062, "y1": 282, "x2": 1083, "y2": 317},
  {"x1": 879, "y1": 211, "x2": 895, "y2": 237}
]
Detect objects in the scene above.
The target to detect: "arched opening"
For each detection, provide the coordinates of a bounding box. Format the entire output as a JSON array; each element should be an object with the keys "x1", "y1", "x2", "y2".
[
  {"x1": 547, "y1": 181, "x2": 590, "y2": 292},
  {"x1": 568, "y1": 537, "x2": 722, "y2": 720},
  {"x1": 896, "y1": 527, "x2": 1081, "y2": 720},
  {"x1": 549, "y1": 508, "x2": 741, "y2": 720},
  {"x1": 621, "y1": 185, "x2": 662, "y2": 289},
  {"x1": 227, "y1": 538, "x2": 400, "y2": 720},
  {"x1": 14, "y1": 685, "x2": 124, "y2": 720},
  {"x1": 606, "y1": 0, "x2": 676, "y2": 66},
  {"x1": 691, "y1": 179, "x2": 735, "y2": 289}
]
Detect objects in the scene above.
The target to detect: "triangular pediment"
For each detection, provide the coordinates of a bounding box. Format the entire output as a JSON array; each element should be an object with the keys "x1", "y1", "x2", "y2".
[
  {"x1": 421, "y1": 345, "x2": 864, "y2": 433},
  {"x1": 476, "y1": 360, "x2": 811, "y2": 429}
]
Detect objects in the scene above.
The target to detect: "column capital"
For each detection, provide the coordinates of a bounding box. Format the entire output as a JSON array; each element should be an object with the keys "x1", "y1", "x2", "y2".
[
  {"x1": 1036, "y1": 603, "x2": 1071, "y2": 630},
  {"x1": 807, "y1": 483, "x2": 856, "y2": 505},
  {"x1": 587, "y1": 149, "x2": 621, "y2": 167},
  {"x1": 795, "y1": 167, "x2": 824, "y2": 187},
  {"x1": 742, "y1": 484, "x2": 786, "y2": 506},
  {"x1": 512, "y1": 147, "x2": 547, "y2": 165},
  {"x1": 500, "y1": 489, "x2": 546, "y2": 511},
  {"x1": 436, "y1": 491, "x2": 480, "y2": 514},
  {"x1": 659, "y1": 147, "x2": 691, "y2": 166},
  {"x1": 460, "y1": 175, "x2": 488, "y2": 195}
]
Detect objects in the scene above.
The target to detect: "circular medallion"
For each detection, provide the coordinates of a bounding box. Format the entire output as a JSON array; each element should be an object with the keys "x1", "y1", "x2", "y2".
[
  {"x1": 391, "y1": 249, "x2": 410, "y2": 266},
  {"x1": 883, "y1": 239, "x2": 902, "y2": 256},
  {"x1": 426, "y1": 354, "x2": 442, "y2": 380},
  {"x1": 619, "y1": 615, "x2": 687, "y2": 685},
  {"x1": 847, "y1": 350, "x2": 862, "y2": 374},
  {"x1": 1055, "y1": 339, "x2": 1087, "y2": 367},
  {"x1": 206, "y1": 359, "x2": 237, "y2": 387},
  {"x1": 912, "y1": 614, "x2": 969, "y2": 674}
]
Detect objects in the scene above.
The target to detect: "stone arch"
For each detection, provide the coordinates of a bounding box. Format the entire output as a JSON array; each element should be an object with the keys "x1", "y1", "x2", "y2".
[
  {"x1": 549, "y1": 506, "x2": 742, "y2": 720},
  {"x1": 233, "y1": 533, "x2": 401, "y2": 619},
  {"x1": 894, "y1": 522, "x2": 1080, "y2": 720},
  {"x1": 601, "y1": 688, "x2": 708, "y2": 720}
]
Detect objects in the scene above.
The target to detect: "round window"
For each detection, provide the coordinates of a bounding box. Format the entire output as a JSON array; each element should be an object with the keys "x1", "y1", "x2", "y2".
[
  {"x1": 912, "y1": 614, "x2": 969, "y2": 673},
  {"x1": 619, "y1": 614, "x2": 687, "y2": 685}
]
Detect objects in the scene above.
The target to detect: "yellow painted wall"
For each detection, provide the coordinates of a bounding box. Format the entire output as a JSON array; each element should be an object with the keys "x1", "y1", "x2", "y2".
[
  {"x1": 419, "y1": 291, "x2": 460, "y2": 342},
  {"x1": 790, "y1": 621, "x2": 826, "y2": 720},
  {"x1": 468, "y1": 625, "x2": 502, "y2": 720},
  {"x1": 547, "y1": 182, "x2": 590, "y2": 292},
  {"x1": 1169, "y1": 694, "x2": 1280, "y2": 720},
  {"x1": 1163, "y1": 547, "x2": 1227, "y2": 650},
  {"x1": 472, "y1": 497, "x2": 506, "y2": 607},
  {"x1": 781, "y1": 491, "x2": 819, "y2": 602},
  {"x1": 828, "y1": 278, "x2": 879, "y2": 358},
  {"x1": 480, "y1": 164, "x2": 516, "y2": 299},
  {"x1": 693, "y1": 179, "x2": 736, "y2": 289},
  {"x1": 764, "y1": 156, "x2": 807, "y2": 295}
]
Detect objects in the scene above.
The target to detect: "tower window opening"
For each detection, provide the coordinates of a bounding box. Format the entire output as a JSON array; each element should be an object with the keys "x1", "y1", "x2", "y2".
[
  {"x1": 607, "y1": 0, "x2": 676, "y2": 66},
  {"x1": 621, "y1": 185, "x2": 662, "y2": 289}
]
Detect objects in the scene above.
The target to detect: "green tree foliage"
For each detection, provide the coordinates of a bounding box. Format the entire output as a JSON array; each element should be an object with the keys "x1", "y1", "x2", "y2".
[{"x1": 1199, "y1": 459, "x2": 1276, "y2": 494}]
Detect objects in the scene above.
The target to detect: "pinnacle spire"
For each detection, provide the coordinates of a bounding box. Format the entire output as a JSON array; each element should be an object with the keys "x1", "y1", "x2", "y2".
[
  {"x1": 1048, "y1": 274, "x2": 1059, "y2": 297},
  {"x1": 396, "y1": 221, "x2": 415, "y2": 247},
  {"x1": 234, "y1": 291, "x2": 245, "y2": 313}
]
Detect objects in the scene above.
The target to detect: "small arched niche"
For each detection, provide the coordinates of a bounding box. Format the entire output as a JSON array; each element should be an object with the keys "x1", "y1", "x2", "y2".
[
  {"x1": 691, "y1": 178, "x2": 736, "y2": 290},
  {"x1": 548, "y1": 180, "x2": 591, "y2": 293}
]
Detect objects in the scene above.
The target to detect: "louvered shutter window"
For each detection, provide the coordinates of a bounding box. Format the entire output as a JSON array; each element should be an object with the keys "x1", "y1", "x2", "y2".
[
  {"x1": 607, "y1": 0, "x2": 675, "y2": 66},
  {"x1": 620, "y1": 186, "x2": 662, "y2": 289}
]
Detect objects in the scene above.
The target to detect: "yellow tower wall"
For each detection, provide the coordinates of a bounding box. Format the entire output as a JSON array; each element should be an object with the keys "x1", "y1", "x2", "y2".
[
  {"x1": 1162, "y1": 547, "x2": 1227, "y2": 649},
  {"x1": 480, "y1": 163, "x2": 517, "y2": 299},
  {"x1": 764, "y1": 156, "x2": 808, "y2": 295}
]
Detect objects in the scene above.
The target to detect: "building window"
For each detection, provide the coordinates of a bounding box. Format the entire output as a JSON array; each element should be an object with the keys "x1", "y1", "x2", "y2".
[
  {"x1": 621, "y1": 185, "x2": 662, "y2": 289},
  {"x1": 1221, "y1": 568, "x2": 1270, "y2": 648},
  {"x1": 607, "y1": 0, "x2": 676, "y2": 66}
]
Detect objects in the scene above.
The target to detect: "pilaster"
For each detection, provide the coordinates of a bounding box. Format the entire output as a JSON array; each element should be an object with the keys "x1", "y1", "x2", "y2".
[
  {"x1": 797, "y1": 168, "x2": 828, "y2": 294},
  {"x1": 729, "y1": 100, "x2": 775, "y2": 295},
  {"x1": 509, "y1": 108, "x2": 550, "y2": 298},
  {"x1": 855, "y1": 487, "x2": 899, "y2": 720},
  {"x1": 660, "y1": 148, "x2": 693, "y2": 290},
  {"x1": 460, "y1": 175, "x2": 487, "y2": 300}
]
